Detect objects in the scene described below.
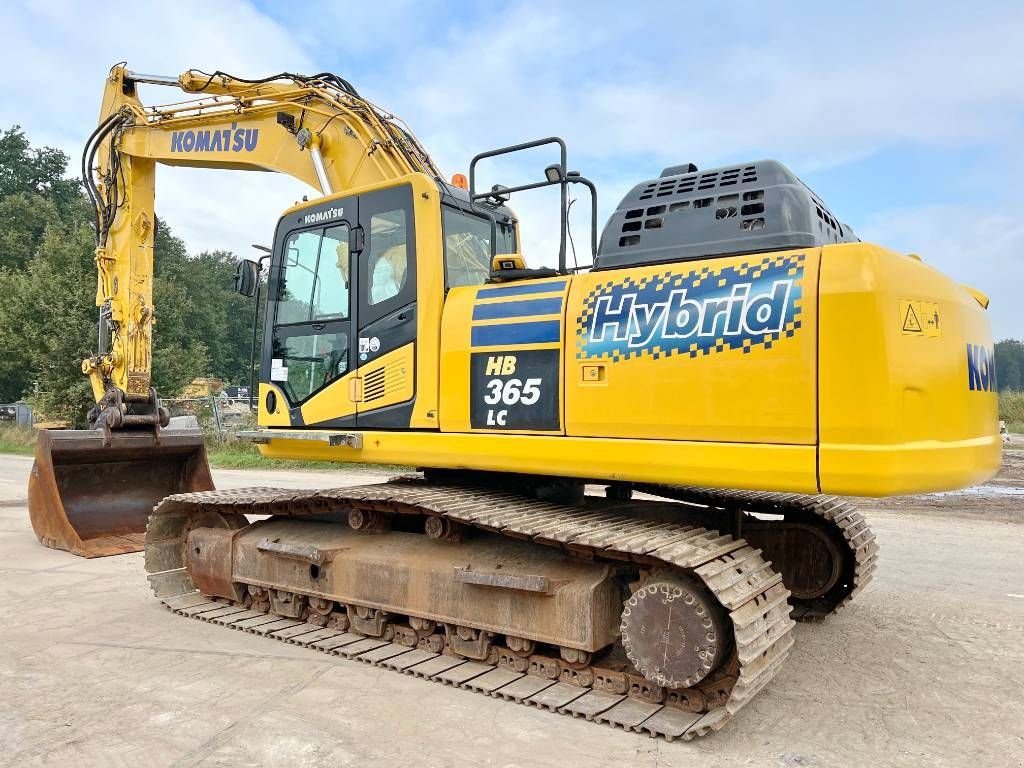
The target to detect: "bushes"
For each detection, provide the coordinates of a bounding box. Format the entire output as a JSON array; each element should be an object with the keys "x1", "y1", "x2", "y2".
[{"x1": 1000, "y1": 390, "x2": 1024, "y2": 433}]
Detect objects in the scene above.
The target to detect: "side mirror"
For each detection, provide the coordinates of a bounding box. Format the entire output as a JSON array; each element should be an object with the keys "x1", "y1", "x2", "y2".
[{"x1": 234, "y1": 259, "x2": 260, "y2": 297}]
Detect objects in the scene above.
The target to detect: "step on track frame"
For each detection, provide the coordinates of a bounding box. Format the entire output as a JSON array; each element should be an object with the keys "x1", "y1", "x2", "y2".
[{"x1": 146, "y1": 479, "x2": 796, "y2": 741}]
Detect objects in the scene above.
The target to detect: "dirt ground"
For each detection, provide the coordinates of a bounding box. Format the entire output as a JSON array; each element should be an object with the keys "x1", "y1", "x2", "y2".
[{"x1": 1, "y1": 449, "x2": 1022, "y2": 768}]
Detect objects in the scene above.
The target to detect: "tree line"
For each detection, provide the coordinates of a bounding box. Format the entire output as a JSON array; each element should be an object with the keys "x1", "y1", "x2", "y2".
[
  {"x1": 0, "y1": 127, "x2": 258, "y2": 426},
  {"x1": 995, "y1": 340, "x2": 1024, "y2": 392}
]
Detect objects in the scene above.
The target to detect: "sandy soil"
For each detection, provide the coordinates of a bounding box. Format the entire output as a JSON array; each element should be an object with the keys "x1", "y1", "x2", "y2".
[{"x1": 0, "y1": 452, "x2": 1022, "y2": 768}]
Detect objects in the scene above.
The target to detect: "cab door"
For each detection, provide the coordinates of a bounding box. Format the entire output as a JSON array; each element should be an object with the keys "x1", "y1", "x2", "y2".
[
  {"x1": 264, "y1": 196, "x2": 358, "y2": 427},
  {"x1": 353, "y1": 184, "x2": 418, "y2": 428}
]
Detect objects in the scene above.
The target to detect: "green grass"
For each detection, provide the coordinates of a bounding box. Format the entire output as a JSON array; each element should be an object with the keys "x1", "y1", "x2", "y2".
[
  {"x1": 0, "y1": 424, "x2": 35, "y2": 455},
  {"x1": 207, "y1": 444, "x2": 338, "y2": 469}
]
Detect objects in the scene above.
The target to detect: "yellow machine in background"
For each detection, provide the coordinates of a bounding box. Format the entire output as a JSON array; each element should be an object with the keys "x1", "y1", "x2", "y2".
[{"x1": 33, "y1": 65, "x2": 1000, "y2": 741}]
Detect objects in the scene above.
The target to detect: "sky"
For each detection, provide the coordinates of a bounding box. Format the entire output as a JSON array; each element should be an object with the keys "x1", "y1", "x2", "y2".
[{"x1": 1, "y1": 0, "x2": 1021, "y2": 338}]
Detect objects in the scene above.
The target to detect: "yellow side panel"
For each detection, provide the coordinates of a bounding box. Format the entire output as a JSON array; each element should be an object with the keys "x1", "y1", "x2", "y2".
[
  {"x1": 406, "y1": 174, "x2": 444, "y2": 429},
  {"x1": 817, "y1": 243, "x2": 1001, "y2": 495},
  {"x1": 297, "y1": 369, "x2": 358, "y2": 426},
  {"x1": 257, "y1": 383, "x2": 291, "y2": 426},
  {"x1": 257, "y1": 430, "x2": 818, "y2": 494},
  {"x1": 440, "y1": 277, "x2": 569, "y2": 434},
  {"x1": 566, "y1": 249, "x2": 818, "y2": 444}
]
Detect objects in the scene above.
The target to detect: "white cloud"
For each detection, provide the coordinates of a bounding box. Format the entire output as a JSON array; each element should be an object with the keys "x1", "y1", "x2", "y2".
[
  {"x1": 292, "y1": 2, "x2": 1024, "y2": 286},
  {"x1": 0, "y1": 0, "x2": 319, "y2": 260},
  {"x1": 342, "y1": 2, "x2": 1024, "y2": 171}
]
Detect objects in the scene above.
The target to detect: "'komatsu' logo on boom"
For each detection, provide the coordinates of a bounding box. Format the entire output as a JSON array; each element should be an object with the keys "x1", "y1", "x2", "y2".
[
  {"x1": 170, "y1": 122, "x2": 259, "y2": 153},
  {"x1": 577, "y1": 254, "x2": 805, "y2": 362}
]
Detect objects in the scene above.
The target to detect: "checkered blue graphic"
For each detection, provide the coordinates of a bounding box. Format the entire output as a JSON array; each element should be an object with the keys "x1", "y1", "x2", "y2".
[{"x1": 576, "y1": 254, "x2": 805, "y2": 361}]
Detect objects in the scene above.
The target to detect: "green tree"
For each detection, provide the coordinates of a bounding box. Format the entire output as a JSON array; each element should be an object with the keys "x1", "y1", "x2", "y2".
[
  {"x1": 0, "y1": 192, "x2": 60, "y2": 270},
  {"x1": 995, "y1": 339, "x2": 1023, "y2": 392},
  {"x1": 152, "y1": 219, "x2": 257, "y2": 388},
  {"x1": 152, "y1": 268, "x2": 211, "y2": 399},
  {"x1": 0, "y1": 126, "x2": 264, "y2": 423},
  {"x1": 0, "y1": 127, "x2": 83, "y2": 221},
  {"x1": 0, "y1": 268, "x2": 34, "y2": 402},
  {"x1": 1, "y1": 221, "x2": 97, "y2": 424}
]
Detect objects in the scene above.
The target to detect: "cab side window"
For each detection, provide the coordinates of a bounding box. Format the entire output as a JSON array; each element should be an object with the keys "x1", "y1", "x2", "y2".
[
  {"x1": 312, "y1": 225, "x2": 350, "y2": 319},
  {"x1": 367, "y1": 209, "x2": 408, "y2": 305},
  {"x1": 277, "y1": 230, "x2": 321, "y2": 324},
  {"x1": 442, "y1": 206, "x2": 517, "y2": 289}
]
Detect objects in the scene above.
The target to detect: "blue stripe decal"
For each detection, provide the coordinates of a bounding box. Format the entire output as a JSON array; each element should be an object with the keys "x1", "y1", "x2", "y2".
[
  {"x1": 477, "y1": 280, "x2": 567, "y2": 299},
  {"x1": 471, "y1": 320, "x2": 561, "y2": 347},
  {"x1": 472, "y1": 297, "x2": 563, "y2": 321}
]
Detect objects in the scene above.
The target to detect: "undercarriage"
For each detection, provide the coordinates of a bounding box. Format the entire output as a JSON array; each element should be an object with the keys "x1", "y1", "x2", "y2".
[{"x1": 145, "y1": 476, "x2": 876, "y2": 740}]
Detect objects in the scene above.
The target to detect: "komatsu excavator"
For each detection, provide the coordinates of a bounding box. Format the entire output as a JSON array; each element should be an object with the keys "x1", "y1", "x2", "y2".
[{"x1": 30, "y1": 64, "x2": 1001, "y2": 740}]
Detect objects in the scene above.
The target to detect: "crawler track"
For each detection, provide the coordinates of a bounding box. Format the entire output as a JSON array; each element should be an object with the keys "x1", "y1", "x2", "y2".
[
  {"x1": 638, "y1": 485, "x2": 878, "y2": 619},
  {"x1": 145, "y1": 479, "x2": 795, "y2": 741}
]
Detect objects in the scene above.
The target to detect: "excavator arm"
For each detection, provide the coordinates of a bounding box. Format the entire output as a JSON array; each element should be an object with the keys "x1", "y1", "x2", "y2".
[
  {"x1": 82, "y1": 64, "x2": 441, "y2": 423},
  {"x1": 31, "y1": 63, "x2": 442, "y2": 557}
]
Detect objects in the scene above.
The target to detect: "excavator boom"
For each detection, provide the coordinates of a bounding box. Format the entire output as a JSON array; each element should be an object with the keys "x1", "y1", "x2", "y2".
[{"x1": 31, "y1": 65, "x2": 435, "y2": 556}]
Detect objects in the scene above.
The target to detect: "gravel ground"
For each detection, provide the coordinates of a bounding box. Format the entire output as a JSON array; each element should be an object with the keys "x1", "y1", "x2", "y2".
[{"x1": 0, "y1": 450, "x2": 1022, "y2": 768}]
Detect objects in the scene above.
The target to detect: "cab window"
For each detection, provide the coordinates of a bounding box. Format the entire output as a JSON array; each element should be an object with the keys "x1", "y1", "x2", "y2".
[
  {"x1": 277, "y1": 225, "x2": 351, "y2": 324},
  {"x1": 442, "y1": 207, "x2": 516, "y2": 288},
  {"x1": 313, "y1": 225, "x2": 350, "y2": 319},
  {"x1": 272, "y1": 223, "x2": 351, "y2": 404},
  {"x1": 277, "y1": 230, "x2": 319, "y2": 324},
  {"x1": 272, "y1": 329, "x2": 349, "y2": 402},
  {"x1": 367, "y1": 209, "x2": 408, "y2": 305}
]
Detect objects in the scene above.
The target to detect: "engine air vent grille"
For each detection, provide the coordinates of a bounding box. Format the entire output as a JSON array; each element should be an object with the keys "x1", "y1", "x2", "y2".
[
  {"x1": 363, "y1": 367, "x2": 387, "y2": 401},
  {"x1": 598, "y1": 159, "x2": 858, "y2": 269},
  {"x1": 637, "y1": 166, "x2": 758, "y2": 201}
]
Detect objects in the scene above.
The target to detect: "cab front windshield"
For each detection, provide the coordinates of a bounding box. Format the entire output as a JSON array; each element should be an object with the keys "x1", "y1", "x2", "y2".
[{"x1": 442, "y1": 207, "x2": 516, "y2": 288}]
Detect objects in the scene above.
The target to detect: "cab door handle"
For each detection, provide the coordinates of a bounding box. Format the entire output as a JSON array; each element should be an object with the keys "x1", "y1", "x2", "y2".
[{"x1": 348, "y1": 376, "x2": 363, "y2": 403}]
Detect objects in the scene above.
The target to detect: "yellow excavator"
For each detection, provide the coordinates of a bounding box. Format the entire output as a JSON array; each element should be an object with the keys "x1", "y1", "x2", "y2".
[{"x1": 30, "y1": 64, "x2": 1000, "y2": 740}]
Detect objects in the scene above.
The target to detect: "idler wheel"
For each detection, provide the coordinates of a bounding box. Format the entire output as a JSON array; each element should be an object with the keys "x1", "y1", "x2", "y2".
[
  {"x1": 620, "y1": 574, "x2": 728, "y2": 689},
  {"x1": 742, "y1": 521, "x2": 843, "y2": 601}
]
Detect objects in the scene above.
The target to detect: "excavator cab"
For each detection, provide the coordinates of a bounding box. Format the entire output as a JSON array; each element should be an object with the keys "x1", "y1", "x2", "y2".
[{"x1": 29, "y1": 427, "x2": 213, "y2": 557}]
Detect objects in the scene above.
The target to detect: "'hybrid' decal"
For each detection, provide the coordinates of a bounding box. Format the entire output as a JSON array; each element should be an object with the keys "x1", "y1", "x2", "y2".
[{"x1": 577, "y1": 253, "x2": 804, "y2": 361}]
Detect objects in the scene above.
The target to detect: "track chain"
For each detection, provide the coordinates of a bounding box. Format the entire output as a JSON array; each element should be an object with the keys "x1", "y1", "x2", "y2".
[
  {"x1": 145, "y1": 479, "x2": 796, "y2": 741},
  {"x1": 637, "y1": 485, "x2": 878, "y2": 618}
]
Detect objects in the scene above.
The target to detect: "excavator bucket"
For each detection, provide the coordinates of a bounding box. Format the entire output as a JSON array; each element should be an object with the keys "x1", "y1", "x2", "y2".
[{"x1": 28, "y1": 428, "x2": 214, "y2": 558}]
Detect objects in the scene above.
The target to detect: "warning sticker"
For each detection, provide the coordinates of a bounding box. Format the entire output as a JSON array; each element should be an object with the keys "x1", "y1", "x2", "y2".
[{"x1": 899, "y1": 300, "x2": 941, "y2": 337}]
